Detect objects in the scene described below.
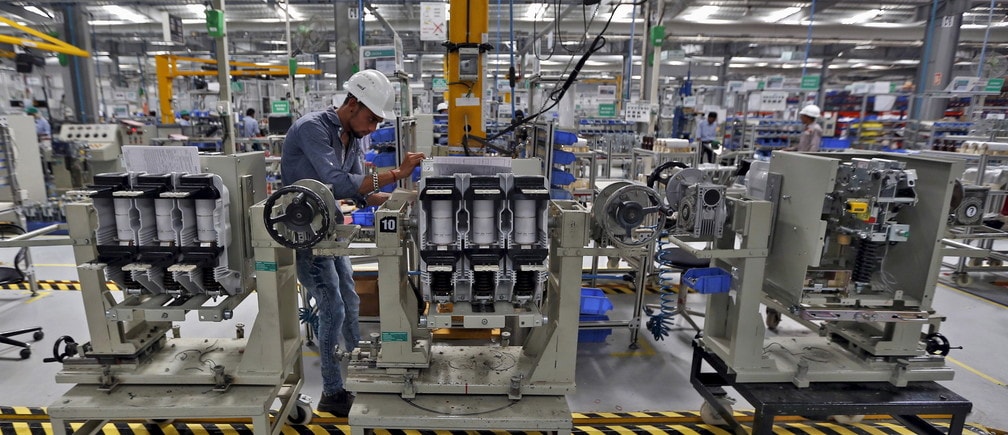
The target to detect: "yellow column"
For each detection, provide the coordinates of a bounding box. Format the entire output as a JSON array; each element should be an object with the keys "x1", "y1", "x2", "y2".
[
  {"x1": 446, "y1": 0, "x2": 487, "y2": 151},
  {"x1": 155, "y1": 55, "x2": 175, "y2": 125}
]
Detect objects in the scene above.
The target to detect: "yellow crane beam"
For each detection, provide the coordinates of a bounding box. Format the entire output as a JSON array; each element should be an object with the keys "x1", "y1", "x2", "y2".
[
  {"x1": 0, "y1": 16, "x2": 89, "y2": 57},
  {"x1": 156, "y1": 54, "x2": 322, "y2": 125}
]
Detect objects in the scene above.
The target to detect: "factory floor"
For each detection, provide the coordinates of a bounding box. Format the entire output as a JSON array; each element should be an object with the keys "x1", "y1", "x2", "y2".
[{"x1": 0, "y1": 241, "x2": 1006, "y2": 434}]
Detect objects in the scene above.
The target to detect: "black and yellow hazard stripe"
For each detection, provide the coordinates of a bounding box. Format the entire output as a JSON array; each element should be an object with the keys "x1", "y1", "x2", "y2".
[
  {"x1": 0, "y1": 421, "x2": 993, "y2": 435},
  {"x1": 0, "y1": 281, "x2": 120, "y2": 291},
  {"x1": 0, "y1": 408, "x2": 994, "y2": 435}
]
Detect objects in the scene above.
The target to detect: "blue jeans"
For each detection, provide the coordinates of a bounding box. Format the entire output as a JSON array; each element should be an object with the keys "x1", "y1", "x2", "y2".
[{"x1": 296, "y1": 251, "x2": 360, "y2": 396}]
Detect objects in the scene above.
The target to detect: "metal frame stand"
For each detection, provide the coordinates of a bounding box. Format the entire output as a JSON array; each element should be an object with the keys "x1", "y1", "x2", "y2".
[{"x1": 690, "y1": 341, "x2": 972, "y2": 435}]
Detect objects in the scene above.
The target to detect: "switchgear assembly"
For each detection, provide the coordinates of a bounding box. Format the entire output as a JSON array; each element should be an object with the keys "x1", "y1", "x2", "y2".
[
  {"x1": 258, "y1": 156, "x2": 666, "y2": 434},
  {"x1": 47, "y1": 152, "x2": 312, "y2": 434},
  {"x1": 657, "y1": 151, "x2": 970, "y2": 429}
]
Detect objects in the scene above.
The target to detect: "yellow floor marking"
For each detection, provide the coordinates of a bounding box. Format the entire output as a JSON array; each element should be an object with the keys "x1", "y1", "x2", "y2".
[
  {"x1": 694, "y1": 424, "x2": 733, "y2": 435},
  {"x1": 784, "y1": 423, "x2": 828, "y2": 435},
  {"x1": 946, "y1": 356, "x2": 1007, "y2": 387},
  {"x1": 610, "y1": 339, "x2": 656, "y2": 357},
  {"x1": 574, "y1": 426, "x2": 608, "y2": 435},
  {"x1": 875, "y1": 422, "x2": 916, "y2": 434},
  {"x1": 605, "y1": 424, "x2": 639, "y2": 435},
  {"x1": 817, "y1": 422, "x2": 861, "y2": 435},
  {"x1": 635, "y1": 424, "x2": 674, "y2": 435},
  {"x1": 937, "y1": 282, "x2": 1007, "y2": 310}
]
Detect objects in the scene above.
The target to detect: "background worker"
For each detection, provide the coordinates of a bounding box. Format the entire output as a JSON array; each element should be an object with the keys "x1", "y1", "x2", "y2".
[
  {"x1": 177, "y1": 110, "x2": 192, "y2": 126},
  {"x1": 26, "y1": 107, "x2": 50, "y2": 140},
  {"x1": 240, "y1": 108, "x2": 260, "y2": 138},
  {"x1": 794, "y1": 104, "x2": 823, "y2": 152},
  {"x1": 280, "y1": 69, "x2": 425, "y2": 417},
  {"x1": 695, "y1": 111, "x2": 720, "y2": 163}
]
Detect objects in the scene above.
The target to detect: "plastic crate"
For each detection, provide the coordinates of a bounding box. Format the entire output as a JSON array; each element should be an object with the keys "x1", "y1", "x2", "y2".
[
  {"x1": 578, "y1": 314, "x2": 612, "y2": 343},
  {"x1": 370, "y1": 126, "x2": 395, "y2": 143},
  {"x1": 820, "y1": 138, "x2": 851, "y2": 149},
  {"x1": 682, "y1": 267, "x2": 731, "y2": 294},
  {"x1": 351, "y1": 206, "x2": 378, "y2": 227},
  {"x1": 580, "y1": 287, "x2": 613, "y2": 315}
]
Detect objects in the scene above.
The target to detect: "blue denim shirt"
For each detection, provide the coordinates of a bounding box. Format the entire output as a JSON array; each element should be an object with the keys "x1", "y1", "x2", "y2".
[{"x1": 281, "y1": 108, "x2": 367, "y2": 204}]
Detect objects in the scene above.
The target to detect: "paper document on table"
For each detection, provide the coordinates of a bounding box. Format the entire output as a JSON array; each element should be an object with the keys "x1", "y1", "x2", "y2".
[
  {"x1": 122, "y1": 145, "x2": 201, "y2": 174},
  {"x1": 424, "y1": 156, "x2": 513, "y2": 176}
]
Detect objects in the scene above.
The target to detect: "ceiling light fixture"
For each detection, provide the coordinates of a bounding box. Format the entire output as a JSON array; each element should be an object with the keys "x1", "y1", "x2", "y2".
[
  {"x1": 842, "y1": 9, "x2": 882, "y2": 25},
  {"x1": 683, "y1": 5, "x2": 719, "y2": 21},
  {"x1": 764, "y1": 7, "x2": 801, "y2": 23},
  {"x1": 24, "y1": 6, "x2": 49, "y2": 18},
  {"x1": 103, "y1": 5, "x2": 150, "y2": 23},
  {"x1": 525, "y1": 3, "x2": 547, "y2": 20},
  {"x1": 186, "y1": 4, "x2": 206, "y2": 16}
]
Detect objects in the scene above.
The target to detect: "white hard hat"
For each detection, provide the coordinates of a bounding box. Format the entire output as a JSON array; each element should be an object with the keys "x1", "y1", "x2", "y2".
[
  {"x1": 344, "y1": 69, "x2": 397, "y2": 119},
  {"x1": 436, "y1": 102, "x2": 448, "y2": 112},
  {"x1": 799, "y1": 104, "x2": 821, "y2": 119}
]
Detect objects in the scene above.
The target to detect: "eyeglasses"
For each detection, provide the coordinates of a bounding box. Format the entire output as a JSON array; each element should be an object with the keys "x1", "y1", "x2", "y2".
[{"x1": 359, "y1": 108, "x2": 383, "y2": 125}]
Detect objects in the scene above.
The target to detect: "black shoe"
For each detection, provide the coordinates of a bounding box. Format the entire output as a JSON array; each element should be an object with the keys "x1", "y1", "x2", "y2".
[{"x1": 317, "y1": 390, "x2": 353, "y2": 417}]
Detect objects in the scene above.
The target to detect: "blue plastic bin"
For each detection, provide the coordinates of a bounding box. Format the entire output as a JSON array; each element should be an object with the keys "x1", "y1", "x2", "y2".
[
  {"x1": 351, "y1": 206, "x2": 378, "y2": 227},
  {"x1": 553, "y1": 149, "x2": 576, "y2": 165},
  {"x1": 578, "y1": 314, "x2": 612, "y2": 343},
  {"x1": 370, "y1": 126, "x2": 395, "y2": 143},
  {"x1": 550, "y1": 169, "x2": 576, "y2": 186},
  {"x1": 682, "y1": 267, "x2": 731, "y2": 294},
  {"x1": 580, "y1": 287, "x2": 613, "y2": 315},
  {"x1": 820, "y1": 138, "x2": 851, "y2": 149},
  {"x1": 554, "y1": 130, "x2": 578, "y2": 145}
]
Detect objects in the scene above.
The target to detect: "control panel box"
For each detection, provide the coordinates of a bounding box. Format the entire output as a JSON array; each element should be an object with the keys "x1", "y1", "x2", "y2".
[{"x1": 56, "y1": 124, "x2": 122, "y2": 161}]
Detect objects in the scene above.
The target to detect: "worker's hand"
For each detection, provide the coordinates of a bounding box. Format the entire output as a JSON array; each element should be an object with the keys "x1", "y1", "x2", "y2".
[
  {"x1": 365, "y1": 191, "x2": 391, "y2": 206},
  {"x1": 397, "y1": 152, "x2": 426, "y2": 178}
]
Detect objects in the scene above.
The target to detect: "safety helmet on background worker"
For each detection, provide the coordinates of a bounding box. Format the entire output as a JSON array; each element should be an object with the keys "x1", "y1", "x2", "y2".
[
  {"x1": 25, "y1": 107, "x2": 38, "y2": 115},
  {"x1": 436, "y1": 102, "x2": 448, "y2": 112},
  {"x1": 799, "y1": 104, "x2": 821, "y2": 119},
  {"x1": 344, "y1": 69, "x2": 397, "y2": 120},
  {"x1": 179, "y1": 110, "x2": 190, "y2": 117}
]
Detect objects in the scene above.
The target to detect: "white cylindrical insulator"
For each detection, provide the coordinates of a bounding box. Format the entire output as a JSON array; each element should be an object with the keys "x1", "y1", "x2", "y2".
[
  {"x1": 114, "y1": 198, "x2": 134, "y2": 241},
  {"x1": 471, "y1": 199, "x2": 496, "y2": 245},
  {"x1": 154, "y1": 200, "x2": 174, "y2": 242},
  {"x1": 513, "y1": 199, "x2": 537, "y2": 245},
  {"x1": 429, "y1": 200, "x2": 455, "y2": 245},
  {"x1": 195, "y1": 199, "x2": 217, "y2": 243}
]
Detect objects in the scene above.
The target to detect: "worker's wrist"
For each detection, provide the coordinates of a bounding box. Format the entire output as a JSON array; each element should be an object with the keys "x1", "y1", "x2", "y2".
[{"x1": 391, "y1": 169, "x2": 402, "y2": 181}]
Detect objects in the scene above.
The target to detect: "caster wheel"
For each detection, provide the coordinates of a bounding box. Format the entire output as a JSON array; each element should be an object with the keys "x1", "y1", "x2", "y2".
[
  {"x1": 33, "y1": 330, "x2": 44, "y2": 341},
  {"x1": 19, "y1": 348, "x2": 30, "y2": 359},
  {"x1": 287, "y1": 401, "x2": 313, "y2": 425},
  {"x1": 146, "y1": 419, "x2": 175, "y2": 425},
  {"x1": 968, "y1": 258, "x2": 985, "y2": 267},
  {"x1": 699, "y1": 397, "x2": 733, "y2": 426},
  {"x1": 765, "y1": 308, "x2": 781, "y2": 332},
  {"x1": 989, "y1": 259, "x2": 1003, "y2": 267},
  {"x1": 953, "y1": 273, "x2": 972, "y2": 286},
  {"x1": 831, "y1": 414, "x2": 865, "y2": 424}
]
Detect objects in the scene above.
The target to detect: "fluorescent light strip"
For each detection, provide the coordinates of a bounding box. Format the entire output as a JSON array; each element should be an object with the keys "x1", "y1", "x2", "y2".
[
  {"x1": 103, "y1": 5, "x2": 149, "y2": 23},
  {"x1": 764, "y1": 7, "x2": 801, "y2": 23},
  {"x1": 683, "y1": 5, "x2": 718, "y2": 20},
  {"x1": 25, "y1": 6, "x2": 49, "y2": 18},
  {"x1": 842, "y1": 9, "x2": 882, "y2": 25}
]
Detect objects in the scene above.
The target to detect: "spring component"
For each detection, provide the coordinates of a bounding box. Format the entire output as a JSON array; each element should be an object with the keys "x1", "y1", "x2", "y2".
[
  {"x1": 852, "y1": 239, "x2": 884, "y2": 284},
  {"x1": 472, "y1": 271, "x2": 495, "y2": 299},
  {"x1": 431, "y1": 271, "x2": 453, "y2": 298},
  {"x1": 646, "y1": 270, "x2": 678, "y2": 341},
  {"x1": 203, "y1": 267, "x2": 223, "y2": 293},
  {"x1": 163, "y1": 273, "x2": 181, "y2": 293},
  {"x1": 514, "y1": 270, "x2": 536, "y2": 297}
]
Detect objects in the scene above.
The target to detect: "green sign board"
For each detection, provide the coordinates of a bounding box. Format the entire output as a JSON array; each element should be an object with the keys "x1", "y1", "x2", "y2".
[
  {"x1": 363, "y1": 48, "x2": 396, "y2": 58},
  {"x1": 985, "y1": 78, "x2": 1005, "y2": 93},
  {"x1": 432, "y1": 77, "x2": 448, "y2": 92},
  {"x1": 598, "y1": 103, "x2": 617, "y2": 117},
  {"x1": 254, "y1": 261, "x2": 277, "y2": 272},
  {"x1": 382, "y1": 332, "x2": 408, "y2": 342},
  {"x1": 651, "y1": 26, "x2": 665, "y2": 46},
  {"x1": 800, "y1": 75, "x2": 821, "y2": 90},
  {"x1": 271, "y1": 100, "x2": 290, "y2": 114}
]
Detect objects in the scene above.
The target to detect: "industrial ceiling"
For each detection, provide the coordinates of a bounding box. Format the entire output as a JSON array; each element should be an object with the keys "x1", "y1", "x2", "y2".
[{"x1": 2, "y1": 1, "x2": 1006, "y2": 84}]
